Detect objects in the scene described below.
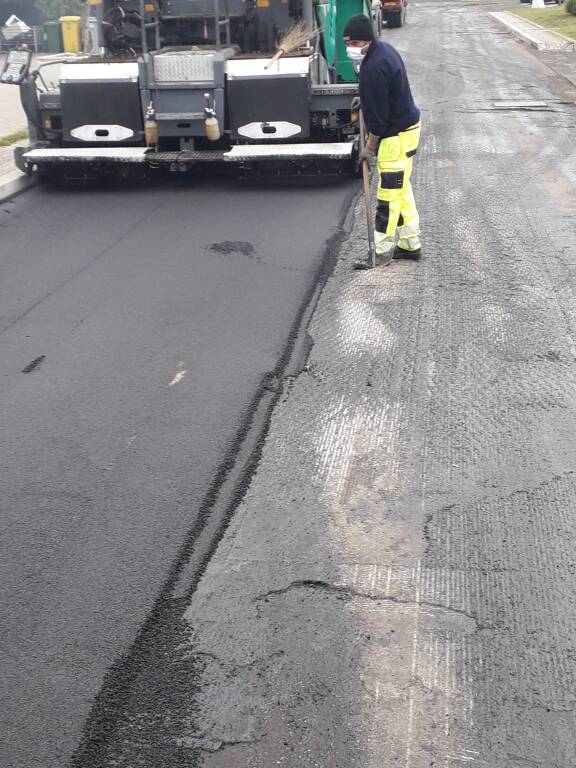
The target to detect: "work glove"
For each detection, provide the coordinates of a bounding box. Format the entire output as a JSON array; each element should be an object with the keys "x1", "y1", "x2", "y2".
[{"x1": 351, "y1": 96, "x2": 361, "y2": 112}]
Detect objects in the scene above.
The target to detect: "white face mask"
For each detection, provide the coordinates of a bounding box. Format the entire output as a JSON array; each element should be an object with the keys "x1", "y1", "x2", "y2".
[{"x1": 346, "y1": 46, "x2": 366, "y2": 64}]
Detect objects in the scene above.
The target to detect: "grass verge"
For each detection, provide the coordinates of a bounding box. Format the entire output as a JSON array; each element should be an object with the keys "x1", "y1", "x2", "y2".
[
  {"x1": 511, "y1": 6, "x2": 576, "y2": 40},
  {"x1": 0, "y1": 129, "x2": 28, "y2": 147}
]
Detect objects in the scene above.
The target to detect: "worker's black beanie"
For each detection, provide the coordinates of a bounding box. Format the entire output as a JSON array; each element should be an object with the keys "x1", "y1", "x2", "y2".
[{"x1": 343, "y1": 14, "x2": 375, "y2": 42}]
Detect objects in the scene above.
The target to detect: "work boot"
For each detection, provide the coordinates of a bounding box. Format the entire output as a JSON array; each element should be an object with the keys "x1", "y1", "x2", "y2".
[{"x1": 393, "y1": 245, "x2": 421, "y2": 260}]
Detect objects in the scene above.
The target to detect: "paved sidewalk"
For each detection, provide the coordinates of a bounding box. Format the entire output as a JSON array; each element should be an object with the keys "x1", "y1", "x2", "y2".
[
  {"x1": 0, "y1": 53, "x2": 31, "y2": 199},
  {"x1": 0, "y1": 105, "x2": 30, "y2": 200},
  {"x1": 0, "y1": 55, "x2": 27, "y2": 137},
  {"x1": 0, "y1": 84, "x2": 26, "y2": 137},
  {"x1": 491, "y1": 10, "x2": 576, "y2": 51}
]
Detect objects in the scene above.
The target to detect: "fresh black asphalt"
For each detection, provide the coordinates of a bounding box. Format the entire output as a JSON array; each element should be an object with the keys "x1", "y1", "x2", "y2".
[{"x1": 0, "y1": 175, "x2": 356, "y2": 768}]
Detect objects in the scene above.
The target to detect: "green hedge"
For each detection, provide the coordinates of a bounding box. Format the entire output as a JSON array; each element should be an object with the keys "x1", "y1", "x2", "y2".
[{"x1": 566, "y1": 0, "x2": 576, "y2": 16}]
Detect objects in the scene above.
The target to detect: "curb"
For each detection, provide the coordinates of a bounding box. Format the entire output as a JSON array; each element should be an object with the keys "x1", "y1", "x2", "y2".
[
  {"x1": 490, "y1": 11, "x2": 576, "y2": 51},
  {"x1": 0, "y1": 171, "x2": 36, "y2": 203}
]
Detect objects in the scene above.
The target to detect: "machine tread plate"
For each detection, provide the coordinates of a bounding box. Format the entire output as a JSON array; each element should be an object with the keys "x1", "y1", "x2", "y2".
[
  {"x1": 149, "y1": 143, "x2": 355, "y2": 163},
  {"x1": 227, "y1": 143, "x2": 355, "y2": 160},
  {"x1": 156, "y1": 112, "x2": 205, "y2": 121},
  {"x1": 148, "y1": 150, "x2": 226, "y2": 162}
]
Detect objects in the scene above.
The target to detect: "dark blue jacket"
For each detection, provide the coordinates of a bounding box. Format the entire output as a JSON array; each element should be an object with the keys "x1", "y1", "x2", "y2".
[{"x1": 359, "y1": 40, "x2": 420, "y2": 138}]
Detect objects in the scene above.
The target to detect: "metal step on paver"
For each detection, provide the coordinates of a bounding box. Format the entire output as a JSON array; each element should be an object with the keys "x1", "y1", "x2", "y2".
[{"x1": 24, "y1": 143, "x2": 356, "y2": 165}]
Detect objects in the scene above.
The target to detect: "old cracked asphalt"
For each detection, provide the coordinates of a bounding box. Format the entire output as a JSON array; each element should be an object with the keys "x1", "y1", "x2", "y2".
[{"x1": 3, "y1": 0, "x2": 576, "y2": 766}]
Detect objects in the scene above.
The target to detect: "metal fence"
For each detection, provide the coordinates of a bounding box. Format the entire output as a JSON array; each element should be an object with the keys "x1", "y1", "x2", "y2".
[{"x1": 0, "y1": 26, "x2": 45, "y2": 53}]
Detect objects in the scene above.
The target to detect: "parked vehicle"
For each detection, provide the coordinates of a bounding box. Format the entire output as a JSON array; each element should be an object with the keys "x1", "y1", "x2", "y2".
[{"x1": 381, "y1": 0, "x2": 407, "y2": 28}]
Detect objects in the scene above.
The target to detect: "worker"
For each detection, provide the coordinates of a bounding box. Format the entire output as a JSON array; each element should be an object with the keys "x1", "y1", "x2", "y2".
[{"x1": 343, "y1": 14, "x2": 422, "y2": 266}]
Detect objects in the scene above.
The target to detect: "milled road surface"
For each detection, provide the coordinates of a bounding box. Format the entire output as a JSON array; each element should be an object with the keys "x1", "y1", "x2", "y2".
[
  {"x1": 52, "y1": 1, "x2": 576, "y2": 767},
  {"x1": 0, "y1": 177, "x2": 355, "y2": 768}
]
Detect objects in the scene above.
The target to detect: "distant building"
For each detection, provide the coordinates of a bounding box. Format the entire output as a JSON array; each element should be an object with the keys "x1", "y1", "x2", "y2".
[{"x1": 0, "y1": 1, "x2": 46, "y2": 26}]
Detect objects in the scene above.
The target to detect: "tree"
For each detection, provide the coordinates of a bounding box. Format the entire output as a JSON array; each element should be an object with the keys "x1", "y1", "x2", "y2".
[{"x1": 33, "y1": 0, "x2": 83, "y2": 20}]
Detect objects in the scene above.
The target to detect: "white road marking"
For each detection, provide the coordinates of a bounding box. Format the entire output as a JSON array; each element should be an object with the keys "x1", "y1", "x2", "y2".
[{"x1": 169, "y1": 370, "x2": 188, "y2": 387}]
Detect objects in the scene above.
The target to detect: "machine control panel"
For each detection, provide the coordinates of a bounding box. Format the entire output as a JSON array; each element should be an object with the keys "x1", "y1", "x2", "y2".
[{"x1": 0, "y1": 49, "x2": 32, "y2": 84}]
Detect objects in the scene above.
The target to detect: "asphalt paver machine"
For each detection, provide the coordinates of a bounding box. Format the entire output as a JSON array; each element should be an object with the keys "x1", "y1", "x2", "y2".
[{"x1": 1, "y1": 0, "x2": 378, "y2": 182}]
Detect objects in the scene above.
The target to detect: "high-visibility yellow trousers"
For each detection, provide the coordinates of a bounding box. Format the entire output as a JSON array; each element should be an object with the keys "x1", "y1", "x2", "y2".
[{"x1": 374, "y1": 123, "x2": 421, "y2": 255}]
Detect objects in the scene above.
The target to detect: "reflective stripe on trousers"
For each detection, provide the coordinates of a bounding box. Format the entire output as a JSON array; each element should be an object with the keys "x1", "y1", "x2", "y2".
[{"x1": 374, "y1": 122, "x2": 421, "y2": 255}]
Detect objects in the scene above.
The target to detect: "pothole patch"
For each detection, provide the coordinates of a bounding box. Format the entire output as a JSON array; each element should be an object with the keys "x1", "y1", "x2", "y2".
[{"x1": 208, "y1": 241, "x2": 257, "y2": 258}]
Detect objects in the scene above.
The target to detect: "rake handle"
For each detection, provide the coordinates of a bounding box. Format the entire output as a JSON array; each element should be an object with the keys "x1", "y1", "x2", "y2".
[
  {"x1": 264, "y1": 49, "x2": 285, "y2": 69},
  {"x1": 359, "y1": 111, "x2": 376, "y2": 268}
]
